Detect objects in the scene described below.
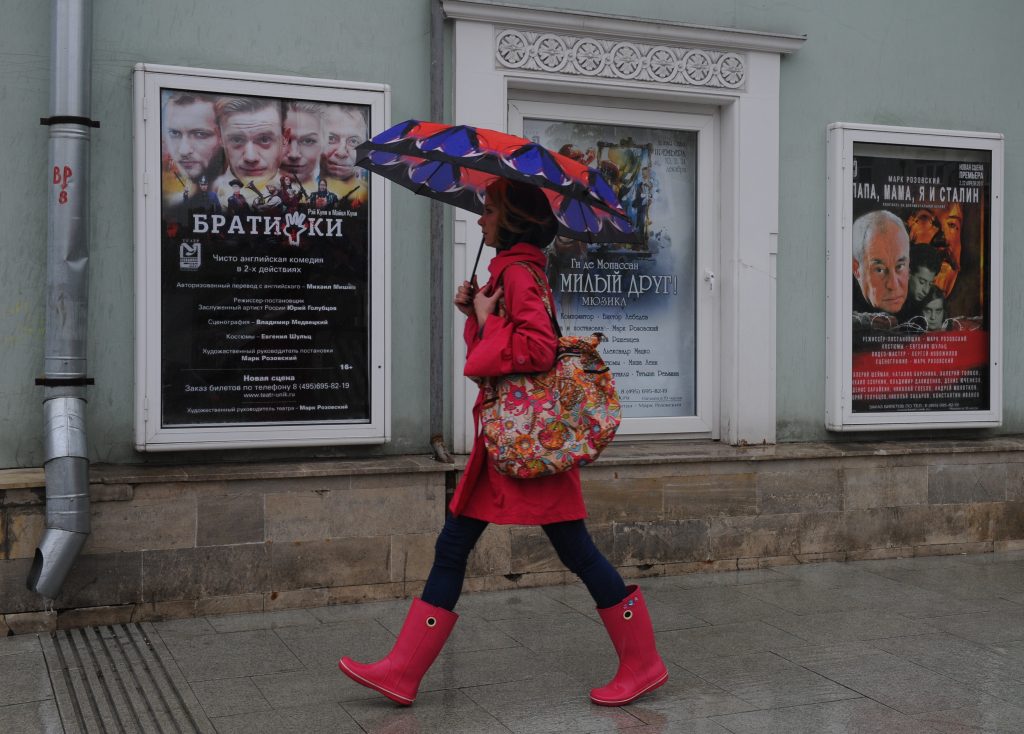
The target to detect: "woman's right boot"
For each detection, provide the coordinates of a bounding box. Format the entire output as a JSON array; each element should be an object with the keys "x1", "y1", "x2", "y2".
[{"x1": 338, "y1": 598, "x2": 458, "y2": 706}]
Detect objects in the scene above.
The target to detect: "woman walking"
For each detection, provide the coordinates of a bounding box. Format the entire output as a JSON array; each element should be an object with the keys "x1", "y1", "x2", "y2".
[{"x1": 338, "y1": 179, "x2": 667, "y2": 707}]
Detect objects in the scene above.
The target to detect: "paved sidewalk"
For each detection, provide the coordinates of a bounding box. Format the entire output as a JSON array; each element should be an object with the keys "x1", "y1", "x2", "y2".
[{"x1": 4, "y1": 551, "x2": 1024, "y2": 733}]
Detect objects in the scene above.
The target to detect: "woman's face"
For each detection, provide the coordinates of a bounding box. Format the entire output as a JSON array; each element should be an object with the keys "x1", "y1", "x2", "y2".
[{"x1": 478, "y1": 199, "x2": 500, "y2": 246}]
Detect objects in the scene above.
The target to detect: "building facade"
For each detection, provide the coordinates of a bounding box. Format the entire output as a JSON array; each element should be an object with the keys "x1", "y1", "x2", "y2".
[{"x1": 2, "y1": 0, "x2": 1023, "y2": 632}]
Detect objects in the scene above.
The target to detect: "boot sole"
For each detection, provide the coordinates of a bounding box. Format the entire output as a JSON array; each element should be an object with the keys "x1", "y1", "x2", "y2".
[
  {"x1": 338, "y1": 659, "x2": 414, "y2": 706},
  {"x1": 589, "y1": 670, "x2": 669, "y2": 707}
]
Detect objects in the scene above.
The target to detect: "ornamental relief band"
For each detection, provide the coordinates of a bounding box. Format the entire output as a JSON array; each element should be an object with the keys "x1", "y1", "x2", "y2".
[{"x1": 494, "y1": 28, "x2": 746, "y2": 89}]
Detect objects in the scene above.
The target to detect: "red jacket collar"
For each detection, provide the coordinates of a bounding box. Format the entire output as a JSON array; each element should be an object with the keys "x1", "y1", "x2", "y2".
[{"x1": 487, "y1": 243, "x2": 547, "y2": 282}]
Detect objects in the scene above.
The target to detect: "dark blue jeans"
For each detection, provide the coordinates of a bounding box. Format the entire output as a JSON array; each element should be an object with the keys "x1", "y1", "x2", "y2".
[{"x1": 421, "y1": 514, "x2": 627, "y2": 611}]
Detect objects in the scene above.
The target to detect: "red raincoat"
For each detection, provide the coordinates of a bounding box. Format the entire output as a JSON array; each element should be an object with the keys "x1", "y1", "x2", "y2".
[{"x1": 450, "y1": 243, "x2": 587, "y2": 524}]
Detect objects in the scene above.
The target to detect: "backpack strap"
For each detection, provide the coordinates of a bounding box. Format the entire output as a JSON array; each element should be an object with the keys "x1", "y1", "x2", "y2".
[{"x1": 501, "y1": 261, "x2": 563, "y2": 338}]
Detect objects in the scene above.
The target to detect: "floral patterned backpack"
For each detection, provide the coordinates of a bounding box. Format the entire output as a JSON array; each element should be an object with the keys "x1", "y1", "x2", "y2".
[{"x1": 480, "y1": 262, "x2": 621, "y2": 478}]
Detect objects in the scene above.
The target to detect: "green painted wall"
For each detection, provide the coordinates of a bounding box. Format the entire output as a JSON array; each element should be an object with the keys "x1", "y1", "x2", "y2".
[{"x1": 2, "y1": 0, "x2": 1022, "y2": 467}]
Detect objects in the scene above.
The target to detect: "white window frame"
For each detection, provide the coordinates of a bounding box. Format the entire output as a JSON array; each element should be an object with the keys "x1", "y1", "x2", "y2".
[
  {"x1": 443, "y1": 0, "x2": 804, "y2": 451},
  {"x1": 133, "y1": 64, "x2": 391, "y2": 451}
]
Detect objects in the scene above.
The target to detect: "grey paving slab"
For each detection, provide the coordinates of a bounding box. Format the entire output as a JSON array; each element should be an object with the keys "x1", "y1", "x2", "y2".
[
  {"x1": 160, "y1": 628, "x2": 305, "y2": 682},
  {"x1": 462, "y1": 670, "x2": 646, "y2": 733},
  {"x1": 870, "y1": 633, "x2": 1024, "y2": 703},
  {"x1": 772, "y1": 562, "x2": 889, "y2": 588},
  {"x1": 491, "y1": 613, "x2": 605, "y2": 654},
  {"x1": 0, "y1": 650, "x2": 53, "y2": 706},
  {"x1": 20, "y1": 551, "x2": 1024, "y2": 734},
  {"x1": 594, "y1": 717, "x2": 734, "y2": 734},
  {"x1": 711, "y1": 697, "x2": 939, "y2": 734},
  {"x1": 307, "y1": 598, "x2": 412, "y2": 624},
  {"x1": 455, "y1": 586, "x2": 588, "y2": 620},
  {"x1": 864, "y1": 565, "x2": 1022, "y2": 603},
  {"x1": 673, "y1": 568, "x2": 791, "y2": 588},
  {"x1": 0, "y1": 699, "x2": 65, "y2": 734},
  {"x1": 659, "y1": 620, "x2": 809, "y2": 661},
  {"x1": 422, "y1": 645, "x2": 555, "y2": 691},
  {"x1": 210, "y1": 702, "x2": 362, "y2": 734},
  {"x1": 618, "y1": 663, "x2": 756, "y2": 724},
  {"x1": 0, "y1": 632, "x2": 43, "y2": 657},
  {"x1": 252, "y1": 668, "x2": 369, "y2": 707},
  {"x1": 205, "y1": 608, "x2": 319, "y2": 633},
  {"x1": 914, "y1": 700, "x2": 1024, "y2": 734},
  {"x1": 923, "y1": 608, "x2": 1024, "y2": 645},
  {"x1": 765, "y1": 608, "x2": 939, "y2": 645},
  {"x1": 275, "y1": 617, "x2": 396, "y2": 674},
  {"x1": 794, "y1": 646, "x2": 997, "y2": 716},
  {"x1": 993, "y1": 638, "x2": 1024, "y2": 660},
  {"x1": 343, "y1": 688, "x2": 513, "y2": 734},
  {"x1": 883, "y1": 587, "x2": 1022, "y2": 620},
  {"x1": 773, "y1": 641, "x2": 897, "y2": 669},
  {"x1": 190, "y1": 676, "x2": 272, "y2": 718},
  {"x1": 657, "y1": 586, "x2": 792, "y2": 626},
  {"x1": 539, "y1": 582, "x2": 602, "y2": 620},
  {"x1": 735, "y1": 580, "x2": 876, "y2": 615},
  {"x1": 151, "y1": 616, "x2": 219, "y2": 638},
  {"x1": 681, "y1": 651, "x2": 861, "y2": 709}
]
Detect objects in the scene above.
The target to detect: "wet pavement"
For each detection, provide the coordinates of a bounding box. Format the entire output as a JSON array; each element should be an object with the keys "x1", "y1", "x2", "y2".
[{"x1": 4, "y1": 550, "x2": 1024, "y2": 733}]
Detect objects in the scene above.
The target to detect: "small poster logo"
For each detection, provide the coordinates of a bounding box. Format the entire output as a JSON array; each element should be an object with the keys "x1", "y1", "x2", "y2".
[{"x1": 179, "y1": 241, "x2": 201, "y2": 270}]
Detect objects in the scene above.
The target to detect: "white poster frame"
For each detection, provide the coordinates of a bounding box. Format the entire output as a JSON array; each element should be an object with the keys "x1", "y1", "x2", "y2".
[
  {"x1": 825, "y1": 122, "x2": 1003, "y2": 431},
  {"x1": 133, "y1": 64, "x2": 391, "y2": 450}
]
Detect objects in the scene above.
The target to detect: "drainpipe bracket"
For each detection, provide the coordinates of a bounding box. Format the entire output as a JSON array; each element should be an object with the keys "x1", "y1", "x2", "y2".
[
  {"x1": 35, "y1": 377, "x2": 94, "y2": 387},
  {"x1": 40, "y1": 115, "x2": 100, "y2": 128}
]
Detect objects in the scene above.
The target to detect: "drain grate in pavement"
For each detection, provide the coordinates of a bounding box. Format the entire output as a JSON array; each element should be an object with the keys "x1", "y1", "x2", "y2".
[{"x1": 41, "y1": 622, "x2": 214, "y2": 734}]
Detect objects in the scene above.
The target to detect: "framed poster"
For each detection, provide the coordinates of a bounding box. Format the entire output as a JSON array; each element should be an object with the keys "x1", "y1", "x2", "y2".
[
  {"x1": 826, "y1": 123, "x2": 1003, "y2": 431},
  {"x1": 510, "y1": 100, "x2": 716, "y2": 437},
  {"x1": 133, "y1": 65, "x2": 390, "y2": 450}
]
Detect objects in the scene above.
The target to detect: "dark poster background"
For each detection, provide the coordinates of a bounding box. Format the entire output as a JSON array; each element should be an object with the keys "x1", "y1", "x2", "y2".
[
  {"x1": 159, "y1": 89, "x2": 371, "y2": 426},
  {"x1": 850, "y1": 146, "x2": 991, "y2": 413}
]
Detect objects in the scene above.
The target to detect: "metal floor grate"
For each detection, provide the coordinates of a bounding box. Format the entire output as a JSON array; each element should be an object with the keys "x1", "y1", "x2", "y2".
[{"x1": 42, "y1": 622, "x2": 214, "y2": 734}]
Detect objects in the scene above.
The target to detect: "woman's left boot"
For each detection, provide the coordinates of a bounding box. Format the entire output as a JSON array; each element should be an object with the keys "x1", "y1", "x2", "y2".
[
  {"x1": 590, "y1": 585, "x2": 669, "y2": 706},
  {"x1": 339, "y1": 598, "x2": 458, "y2": 705}
]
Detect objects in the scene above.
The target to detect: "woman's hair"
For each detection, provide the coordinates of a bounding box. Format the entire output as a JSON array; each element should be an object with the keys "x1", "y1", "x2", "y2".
[{"x1": 486, "y1": 179, "x2": 559, "y2": 249}]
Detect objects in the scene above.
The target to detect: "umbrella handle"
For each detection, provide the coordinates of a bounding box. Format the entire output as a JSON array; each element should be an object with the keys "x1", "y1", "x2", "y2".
[{"x1": 469, "y1": 235, "x2": 485, "y2": 289}]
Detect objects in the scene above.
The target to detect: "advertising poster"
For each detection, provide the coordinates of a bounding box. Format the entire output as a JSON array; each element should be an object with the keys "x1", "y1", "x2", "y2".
[
  {"x1": 159, "y1": 89, "x2": 372, "y2": 426},
  {"x1": 523, "y1": 118, "x2": 697, "y2": 418},
  {"x1": 849, "y1": 144, "x2": 992, "y2": 414}
]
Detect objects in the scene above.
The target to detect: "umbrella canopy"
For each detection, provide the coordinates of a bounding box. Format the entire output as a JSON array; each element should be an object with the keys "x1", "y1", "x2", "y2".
[{"x1": 355, "y1": 119, "x2": 640, "y2": 244}]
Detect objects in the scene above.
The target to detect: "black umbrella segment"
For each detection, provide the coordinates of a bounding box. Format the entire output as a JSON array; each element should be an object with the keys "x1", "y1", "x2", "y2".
[{"x1": 355, "y1": 119, "x2": 641, "y2": 244}]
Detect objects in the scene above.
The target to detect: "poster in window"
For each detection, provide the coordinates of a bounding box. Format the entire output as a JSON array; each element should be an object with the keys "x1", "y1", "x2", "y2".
[
  {"x1": 826, "y1": 124, "x2": 1003, "y2": 430},
  {"x1": 135, "y1": 66, "x2": 389, "y2": 449},
  {"x1": 523, "y1": 118, "x2": 697, "y2": 419}
]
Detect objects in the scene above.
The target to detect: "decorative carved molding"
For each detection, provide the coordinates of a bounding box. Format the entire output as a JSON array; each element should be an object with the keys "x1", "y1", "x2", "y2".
[{"x1": 495, "y1": 28, "x2": 746, "y2": 89}]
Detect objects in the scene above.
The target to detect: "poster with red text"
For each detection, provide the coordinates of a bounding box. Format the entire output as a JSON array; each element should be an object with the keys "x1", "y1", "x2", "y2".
[{"x1": 849, "y1": 146, "x2": 991, "y2": 413}]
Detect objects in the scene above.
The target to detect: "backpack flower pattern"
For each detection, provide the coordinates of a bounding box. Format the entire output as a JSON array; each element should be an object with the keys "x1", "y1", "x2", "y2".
[{"x1": 479, "y1": 263, "x2": 621, "y2": 478}]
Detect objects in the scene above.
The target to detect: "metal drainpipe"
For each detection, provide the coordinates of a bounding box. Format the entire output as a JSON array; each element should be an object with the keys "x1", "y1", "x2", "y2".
[
  {"x1": 429, "y1": 0, "x2": 453, "y2": 464},
  {"x1": 27, "y1": 0, "x2": 95, "y2": 600}
]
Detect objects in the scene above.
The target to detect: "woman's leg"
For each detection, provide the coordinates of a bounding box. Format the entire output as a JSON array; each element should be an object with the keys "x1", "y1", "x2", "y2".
[
  {"x1": 338, "y1": 514, "x2": 487, "y2": 705},
  {"x1": 542, "y1": 519, "x2": 626, "y2": 608},
  {"x1": 542, "y1": 519, "x2": 667, "y2": 706},
  {"x1": 421, "y1": 514, "x2": 489, "y2": 611}
]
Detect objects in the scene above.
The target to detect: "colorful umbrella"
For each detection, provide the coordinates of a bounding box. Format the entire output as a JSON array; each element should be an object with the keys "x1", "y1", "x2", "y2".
[{"x1": 355, "y1": 119, "x2": 640, "y2": 246}]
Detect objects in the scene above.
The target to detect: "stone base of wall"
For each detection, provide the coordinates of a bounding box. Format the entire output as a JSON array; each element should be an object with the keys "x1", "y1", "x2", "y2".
[{"x1": 3, "y1": 438, "x2": 1024, "y2": 632}]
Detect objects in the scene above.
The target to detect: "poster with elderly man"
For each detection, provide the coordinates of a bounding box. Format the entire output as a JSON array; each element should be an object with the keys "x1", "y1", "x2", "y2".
[{"x1": 826, "y1": 124, "x2": 1003, "y2": 430}]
